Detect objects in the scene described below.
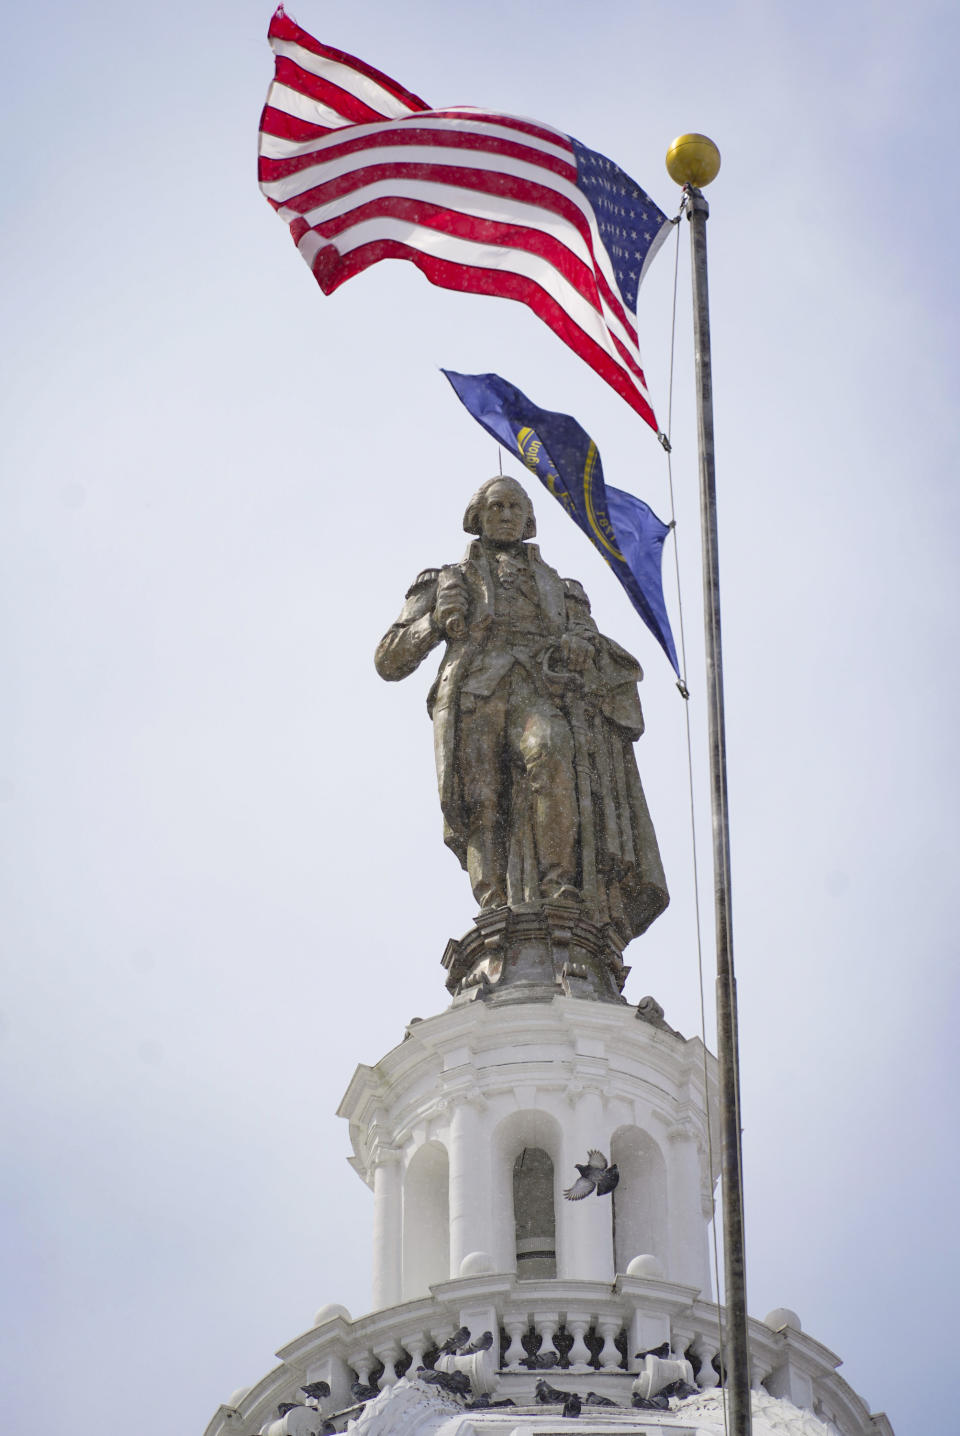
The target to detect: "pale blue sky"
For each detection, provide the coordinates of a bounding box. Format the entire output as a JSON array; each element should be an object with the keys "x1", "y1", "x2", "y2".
[{"x1": 1, "y1": 3, "x2": 957, "y2": 1434}]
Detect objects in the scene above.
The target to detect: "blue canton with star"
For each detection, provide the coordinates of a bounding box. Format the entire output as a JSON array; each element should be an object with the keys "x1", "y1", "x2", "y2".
[{"x1": 571, "y1": 139, "x2": 667, "y2": 313}]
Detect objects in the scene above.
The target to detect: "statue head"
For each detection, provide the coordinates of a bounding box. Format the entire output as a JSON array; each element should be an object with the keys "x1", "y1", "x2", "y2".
[{"x1": 463, "y1": 476, "x2": 537, "y2": 542}]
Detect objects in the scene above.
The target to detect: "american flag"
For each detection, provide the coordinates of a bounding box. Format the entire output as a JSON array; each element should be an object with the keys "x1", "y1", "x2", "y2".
[{"x1": 258, "y1": 7, "x2": 672, "y2": 432}]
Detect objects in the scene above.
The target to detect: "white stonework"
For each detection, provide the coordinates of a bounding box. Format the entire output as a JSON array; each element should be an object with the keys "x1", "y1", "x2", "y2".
[
  {"x1": 203, "y1": 994, "x2": 893, "y2": 1436},
  {"x1": 339, "y1": 1383, "x2": 873, "y2": 1436},
  {"x1": 338, "y1": 998, "x2": 718, "y2": 1303}
]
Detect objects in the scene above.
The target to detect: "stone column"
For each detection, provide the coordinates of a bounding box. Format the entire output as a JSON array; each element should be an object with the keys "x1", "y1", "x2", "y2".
[
  {"x1": 371, "y1": 1144, "x2": 402, "y2": 1311},
  {"x1": 666, "y1": 1120, "x2": 709, "y2": 1291},
  {"x1": 557, "y1": 1086, "x2": 614, "y2": 1281},
  {"x1": 448, "y1": 1094, "x2": 491, "y2": 1277}
]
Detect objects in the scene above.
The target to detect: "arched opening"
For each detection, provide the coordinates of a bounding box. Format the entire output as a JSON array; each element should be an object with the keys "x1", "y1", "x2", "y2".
[
  {"x1": 610, "y1": 1126, "x2": 668, "y2": 1275},
  {"x1": 402, "y1": 1141, "x2": 449, "y2": 1299},
  {"x1": 513, "y1": 1147, "x2": 557, "y2": 1279},
  {"x1": 491, "y1": 1110, "x2": 562, "y2": 1276}
]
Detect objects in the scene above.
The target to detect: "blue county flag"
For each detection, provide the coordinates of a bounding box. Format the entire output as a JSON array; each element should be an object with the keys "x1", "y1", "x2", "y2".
[
  {"x1": 258, "y1": 8, "x2": 672, "y2": 432},
  {"x1": 443, "y1": 370, "x2": 680, "y2": 677}
]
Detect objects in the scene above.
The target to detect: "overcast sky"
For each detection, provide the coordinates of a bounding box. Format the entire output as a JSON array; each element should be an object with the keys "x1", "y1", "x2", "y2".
[{"x1": 2, "y1": 3, "x2": 957, "y2": 1434}]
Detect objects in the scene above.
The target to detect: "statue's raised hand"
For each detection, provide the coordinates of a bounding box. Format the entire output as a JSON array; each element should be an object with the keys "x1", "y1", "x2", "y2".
[{"x1": 558, "y1": 632, "x2": 593, "y2": 673}]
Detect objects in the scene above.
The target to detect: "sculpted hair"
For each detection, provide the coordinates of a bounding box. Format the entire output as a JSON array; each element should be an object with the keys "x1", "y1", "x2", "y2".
[{"x1": 462, "y1": 476, "x2": 537, "y2": 539}]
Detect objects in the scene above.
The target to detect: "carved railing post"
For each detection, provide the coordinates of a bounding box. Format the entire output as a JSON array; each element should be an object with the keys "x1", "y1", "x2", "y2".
[
  {"x1": 502, "y1": 1316, "x2": 527, "y2": 1370},
  {"x1": 692, "y1": 1332, "x2": 721, "y2": 1388},
  {"x1": 597, "y1": 1316, "x2": 622, "y2": 1370},
  {"x1": 348, "y1": 1348, "x2": 373, "y2": 1389},
  {"x1": 374, "y1": 1339, "x2": 401, "y2": 1388},
  {"x1": 400, "y1": 1330, "x2": 428, "y2": 1374},
  {"x1": 533, "y1": 1311, "x2": 560, "y2": 1366},
  {"x1": 566, "y1": 1313, "x2": 592, "y2": 1372}
]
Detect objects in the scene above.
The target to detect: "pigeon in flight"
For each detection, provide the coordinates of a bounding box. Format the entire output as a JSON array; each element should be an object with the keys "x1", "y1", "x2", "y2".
[{"x1": 564, "y1": 1150, "x2": 620, "y2": 1200}]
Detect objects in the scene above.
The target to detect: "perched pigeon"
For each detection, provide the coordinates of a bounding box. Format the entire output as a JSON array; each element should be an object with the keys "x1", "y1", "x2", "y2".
[
  {"x1": 461, "y1": 1329, "x2": 493, "y2": 1354},
  {"x1": 535, "y1": 1378, "x2": 567, "y2": 1404},
  {"x1": 635, "y1": 1341, "x2": 670, "y2": 1360},
  {"x1": 563, "y1": 1392, "x2": 582, "y2": 1418},
  {"x1": 564, "y1": 1151, "x2": 620, "y2": 1200},
  {"x1": 522, "y1": 1350, "x2": 560, "y2": 1369},
  {"x1": 585, "y1": 1392, "x2": 618, "y2": 1406},
  {"x1": 300, "y1": 1381, "x2": 331, "y2": 1401},
  {"x1": 439, "y1": 1326, "x2": 471, "y2": 1354},
  {"x1": 632, "y1": 1391, "x2": 669, "y2": 1410},
  {"x1": 350, "y1": 1381, "x2": 379, "y2": 1404},
  {"x1": 662, "y1": 1379, "x2": 699, "y2": 1399},
  {"x1": 464, "y1": 1395, "x2": 517, "y2": 1409},
  {"x1": 419, "y1": 1367, "x2": 472, "y2": 1396}
]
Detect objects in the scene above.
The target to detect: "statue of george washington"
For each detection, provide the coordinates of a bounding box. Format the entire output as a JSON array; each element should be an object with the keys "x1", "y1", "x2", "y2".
[{"x1": 375, "y1": 475, "x2": 668, "y2": 950}]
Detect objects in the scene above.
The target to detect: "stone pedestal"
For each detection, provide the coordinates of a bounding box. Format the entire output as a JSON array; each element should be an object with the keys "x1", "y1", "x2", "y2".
[{"x1": 442, "y1": 906, "x2": 631, "y2": 1005}]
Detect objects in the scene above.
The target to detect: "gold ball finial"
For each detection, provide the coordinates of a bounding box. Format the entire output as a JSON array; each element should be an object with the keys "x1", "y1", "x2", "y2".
[{"x1": 666, "y1": 133, "x2": 721, "y2": 188}]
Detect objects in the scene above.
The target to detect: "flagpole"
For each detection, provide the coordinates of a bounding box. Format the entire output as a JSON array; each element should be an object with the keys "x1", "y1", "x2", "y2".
[{"x1": 666, "y1": 136, "x2": 752, "y2": 1436}]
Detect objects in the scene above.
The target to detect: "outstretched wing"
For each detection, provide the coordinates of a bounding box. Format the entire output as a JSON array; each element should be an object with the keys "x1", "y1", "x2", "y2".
[
  {"x1": 564, "y1": 1174, "x2": 595, "y2": 1200},
  {"x1": 587, "y1": 1149, "x2": 608, "y2": 1169}
]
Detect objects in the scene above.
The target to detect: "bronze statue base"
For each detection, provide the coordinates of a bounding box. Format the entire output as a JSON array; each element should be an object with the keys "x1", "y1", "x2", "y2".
[{"x1": 442, "y1": 903, "x2": 630, "y2": 1005}]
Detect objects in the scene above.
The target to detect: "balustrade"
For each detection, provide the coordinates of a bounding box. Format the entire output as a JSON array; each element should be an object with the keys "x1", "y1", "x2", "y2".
[{"x1": 206, "y1": 1274, "x2": 881, "y2": 1436}]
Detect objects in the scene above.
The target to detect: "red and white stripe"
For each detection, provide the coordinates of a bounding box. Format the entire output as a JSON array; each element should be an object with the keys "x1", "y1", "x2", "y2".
[{"x1": 258, "y1": 9, "x2": 660, "y2": 430}]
